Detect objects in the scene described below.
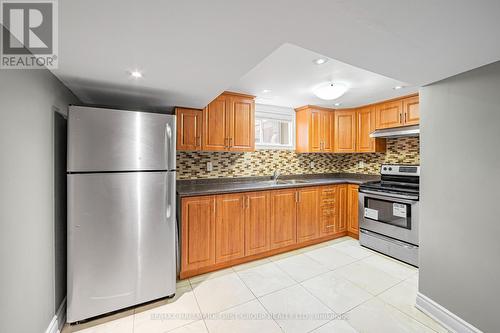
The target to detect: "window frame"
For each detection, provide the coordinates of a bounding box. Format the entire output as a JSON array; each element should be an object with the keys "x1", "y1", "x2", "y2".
[{"x1": 254, "y1": 104, "x2": 295, "y2": 150}]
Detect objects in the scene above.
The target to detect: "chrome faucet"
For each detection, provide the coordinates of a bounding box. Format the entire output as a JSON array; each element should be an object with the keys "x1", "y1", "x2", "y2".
[{"x1": 273, "y1": 170, "x2": 281, "y2": 182}]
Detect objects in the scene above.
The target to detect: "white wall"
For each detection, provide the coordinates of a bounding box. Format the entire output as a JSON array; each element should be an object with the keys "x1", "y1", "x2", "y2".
[
  {"x1": 0, "y1": 70, "x2": 79, "y2": 333},
  {"x1": 419, "y1": 61, "x2": 500, "y2": 332}
]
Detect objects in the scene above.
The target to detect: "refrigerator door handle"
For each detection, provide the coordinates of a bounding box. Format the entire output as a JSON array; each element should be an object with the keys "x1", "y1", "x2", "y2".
[
  {"x1": 165, "y1": 123, "x2": 172, "y2": 169},
  {"x1": 166, "y1": 172, "x2": 176, "y2": 222}
]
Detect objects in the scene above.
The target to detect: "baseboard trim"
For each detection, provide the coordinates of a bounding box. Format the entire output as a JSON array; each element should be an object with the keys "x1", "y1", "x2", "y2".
[
  {"x1": 416, "y1": 292, "x2": 482, "y2": 333},
  {"x1": 45, "y1": 297, "x2": 66, "y2": 333}
]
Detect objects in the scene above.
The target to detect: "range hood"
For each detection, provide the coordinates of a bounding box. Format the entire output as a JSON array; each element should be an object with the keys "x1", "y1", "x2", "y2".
[{"x1": 370, "y1": 125, "x2": 420, "y2": 138}]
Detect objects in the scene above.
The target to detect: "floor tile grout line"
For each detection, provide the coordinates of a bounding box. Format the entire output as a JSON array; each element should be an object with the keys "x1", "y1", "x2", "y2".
[
  {"x1": 233, "y1": 270, "x2": 286, "y2": 333},
  {"x1": 187, "y1": 279, "x2": 212, "y2": 333}
]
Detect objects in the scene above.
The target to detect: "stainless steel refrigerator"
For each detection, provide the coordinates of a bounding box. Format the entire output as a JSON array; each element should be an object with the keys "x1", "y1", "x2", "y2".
[{"x1": 66, "y1": 106, "x2": 176, "y2": 323}]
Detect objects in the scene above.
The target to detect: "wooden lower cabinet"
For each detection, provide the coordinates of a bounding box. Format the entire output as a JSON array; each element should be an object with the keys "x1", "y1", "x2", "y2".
[
  {"x1": 337, "y1": 185, "x2": 348, "y2": 232},
  {"x1": 215, "y1": 193, "x2": 246, "y2": 263},
  {"x1": 180, "y1": 184, "x2": 359, "y2": 278},
  {"x1": 244, "y1": 191, "x2": 271, "y2": 256},
  {"x1": 347, "y1": 185, "x2": 359, "y2": 237},
  {"x1": 297, "y1": 187, "x2": 319, "y2": 243},
  {"x1": 181, "y1": 196, "x2": 216, "y2": 272},
  {"x1": 270, "y1": 189, "x2": 297, "y2": 249},
  {"x1": 319, "y1": 186, "x2": 337, "y2": 236}
]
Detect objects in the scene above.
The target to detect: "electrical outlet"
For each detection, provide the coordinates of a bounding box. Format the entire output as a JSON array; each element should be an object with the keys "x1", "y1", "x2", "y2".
[
  {"x1": 358, "y1": 160, "x2": 365, "y2": 168},
  {"x1": 310, "y1": 161, "x2": 315, "y2": 168},
  {"x1": 206, "y1": 161, "x2": 213, "y2": 172}
]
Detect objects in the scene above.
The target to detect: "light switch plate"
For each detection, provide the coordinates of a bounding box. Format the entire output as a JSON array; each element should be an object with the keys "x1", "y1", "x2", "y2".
[
  {"x1": 358, "y1": 160, "x2": 365, "y2": 168},
  {"x1": 206, "y1": 161, "x2": 213, "y2": 172},
  {"x1": 310, "y1": 161, "x2": 315, "y2": 168}
]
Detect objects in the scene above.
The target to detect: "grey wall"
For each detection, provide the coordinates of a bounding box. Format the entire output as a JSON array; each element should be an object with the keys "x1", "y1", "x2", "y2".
[
  {"x1": 0, "y1": 70, "x2": 79, "y2": 333},
  {"x1": 419, "y1": 61, "x2": 500, "y2": 332}
]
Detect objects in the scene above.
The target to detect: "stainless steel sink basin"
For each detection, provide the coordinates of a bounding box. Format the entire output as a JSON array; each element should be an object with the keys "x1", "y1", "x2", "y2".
[{"x1": 275, "y1": 179, "x2": 310, "y2": 185}]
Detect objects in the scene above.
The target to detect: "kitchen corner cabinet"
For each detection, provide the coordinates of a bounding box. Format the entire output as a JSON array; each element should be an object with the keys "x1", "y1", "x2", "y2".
[
  {"x1": 295, "y1": 106, "x2": 334, "y2": 153},
  {"x1": 347, "y1": 184, "x2": 359, "y2": 237},
  {"x1": 356, "y1": 107, "x2": 386, "y2": 153},
  {"x1": 375, "y1": 95, "x2": 419, "y2": 129},
  {"x1": 175, "y1": 108, "x2": 203, "y2": 151},
  {"x1": 202, "y1": 92, "x2": 255, "y2": 152},
  {"x1": 334, "y1": 110, "x2": 357, "y2": 153}
]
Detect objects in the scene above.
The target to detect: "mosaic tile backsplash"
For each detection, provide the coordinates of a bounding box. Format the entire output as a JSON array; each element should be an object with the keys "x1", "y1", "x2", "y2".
[{"x1": 176, "y1": 137, "x2": 419, "y2": 179}]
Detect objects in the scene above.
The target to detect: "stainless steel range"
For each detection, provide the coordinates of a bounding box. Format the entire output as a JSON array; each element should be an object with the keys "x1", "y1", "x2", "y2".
[{"x1": 359, "y1": 164, "x2": 420, "y2": 266}]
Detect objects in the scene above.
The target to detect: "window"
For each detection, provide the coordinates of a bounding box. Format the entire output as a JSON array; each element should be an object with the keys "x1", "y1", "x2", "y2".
[{"x1": 254, "y1": 104, "x2": 295, "y2": 149}]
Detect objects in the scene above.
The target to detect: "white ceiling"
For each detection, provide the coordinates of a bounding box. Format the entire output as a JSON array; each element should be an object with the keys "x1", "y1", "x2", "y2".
[
  {"x1": 55, "y1": 0, "x2": 500, "y2": 110},
  {"x1": 230, "y1": 43, "x2": 418, "y2": 108}
]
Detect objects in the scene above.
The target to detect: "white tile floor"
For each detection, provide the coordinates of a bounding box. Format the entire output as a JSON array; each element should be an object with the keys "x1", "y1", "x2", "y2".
[{"x1": 63, "y1": 237, "x2": 448, "y2": 333}]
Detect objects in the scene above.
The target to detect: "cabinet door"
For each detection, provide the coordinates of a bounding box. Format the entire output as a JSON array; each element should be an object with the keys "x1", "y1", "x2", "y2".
[
  {"x1": 203, "y1": 95, "x2": 229, "y2": 151},
  {"x1": 337, "y1": 185, "x2": 348, "y2": 232},
  {"x1": 403, "y1": 96, "x2": 419, "y2": 126},
  {"x1": 181, "y1": 196, "x2": 215, "y2": 272},
  {"x1": 215, "y1": 193, "x2": 245, "y2": 263},
  {"x1": 296, "y1": 187, "x2": 319, "y2": 243},
  {"x1": 319, "y1": 186, "x2": 337, "y2": 236},
  {"x1": 229, "y1": 96, "x2": 255, "y2": 152},
  {"x1": 356, "y1": 107, "x2": 374, "y2": 152},
  {"x1": 310, "y1": 109, "x2": 322, "y2": 152},
  {"x1": 245, "y1": 191, "x2": 271, "y2": 256},
  {"x1": 334, "y1": 110, "x2": 356, "y2": 153},
  {"x1": 270, "y1": 189, "x2": 297, "y2": 249},
  {"x1": 176, "y1": 108, "x2": 202, "y2": 151},
  {"x1": 321, "y1": 111, "x2": 334, "y2": 152},
  {"x1": 375, "y1": 100, "x2": 403, "y2": 129},
  {"x1": 347, "y1": 185, "x2": 359, "y2": 235}
]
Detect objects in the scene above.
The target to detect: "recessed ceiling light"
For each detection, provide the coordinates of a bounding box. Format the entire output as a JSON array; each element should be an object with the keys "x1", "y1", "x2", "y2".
[
  {"x1": 262, "y1": 89, "x2": 272, "y2": 93},
  {"x1": 313, "y1": 82, "x2": 348, "y2": 100},
  {"x1": 334, "y1": 102, "x2": 342, "y2": 107},
  {"x1": 393, "y1": 85, "x2": 403, "y2": 90},
  {"x1": 130, "y1": 70, "x2": 143, "y2": 79},
  {"x1": 313, "y1": 58, "x2": 328, "y2": 65}
]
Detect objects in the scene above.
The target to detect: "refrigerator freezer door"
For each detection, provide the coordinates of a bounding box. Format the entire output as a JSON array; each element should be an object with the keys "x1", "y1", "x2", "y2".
[
  {"x1": 68, "y1": 106, "x2": 176, "y2": 172},
  {"x1": 67, "y1": 172, "x2": 176, "y2": 322}
]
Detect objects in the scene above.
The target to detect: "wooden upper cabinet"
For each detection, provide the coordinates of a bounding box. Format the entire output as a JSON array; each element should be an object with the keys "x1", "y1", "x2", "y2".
[
  {"x1": 375, "y1": 99, "x2": 403, "y2": 129},
  {"x1": 319, "y1": 186, "x2": 337, "y2": 236},
  {"x1": 270, "y1": 189, "x2": 297, "y2": 249},
  {"x1": 295, "y1": 106, "x2": 335, "y2": 153},
  {"x1": 244, "y1": 191, "x2": 271, "y2": 256},
  {"x1": 181, "y1": 196, "x2": 215, "y2": 272},
  {"x1": 215, "y1": 193, "x2": 245, "y2": 263},
  {"x1": 321, "y1": 111, "x2": 335, "y2": 152},
  {"x1": 403, "y1": 95, "x2": 420, "y2": 126},
  {"x1": 356, "y1": 107, "x2": 386, "y2": 153},
  {"x1": 202, "y1": 92, "x2": 255, "y2": 152},
  {"x1": 347, "y1": 185, "x2": 359, "y2": 236},
  {"x1": 296, "y1": 187, "x2": 319, "y2": 243},
  {"x1": 228, "y1": 96, "x2": 255, "y2": 152},
  {"x1": 176, "y1": 108, "x2": 203, "y2": 151},
  {"x1": 334, "y1": 110, "x2": 356, "y2": 153},
  {"x1": 203, "y1": 94, "x2": 229, "y2": 151}
]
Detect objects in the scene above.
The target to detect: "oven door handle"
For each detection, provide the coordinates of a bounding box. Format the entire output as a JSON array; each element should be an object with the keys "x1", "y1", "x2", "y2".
[{"x1": 360, "y1": 189, "x2": 419, "y2": 204}]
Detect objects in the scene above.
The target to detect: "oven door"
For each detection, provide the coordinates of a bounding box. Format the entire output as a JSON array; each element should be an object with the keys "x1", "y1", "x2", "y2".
[{"x1": 359, "y1": 190, "x2": 419, "y2": 245}]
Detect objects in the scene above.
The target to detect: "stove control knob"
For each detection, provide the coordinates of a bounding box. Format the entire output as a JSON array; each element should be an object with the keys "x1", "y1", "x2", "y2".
[
  {"x1": 383, "y1": 167, "x2": 387, "y2": 171},
  {"x1": 388, "y1": 167, "x2": 392, "y2": 171}
]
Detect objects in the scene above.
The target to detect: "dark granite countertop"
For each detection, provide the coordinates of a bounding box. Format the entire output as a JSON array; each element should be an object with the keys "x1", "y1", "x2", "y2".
[{"x1": 176, "y1": 173, "x2": 380, "y2": 197}]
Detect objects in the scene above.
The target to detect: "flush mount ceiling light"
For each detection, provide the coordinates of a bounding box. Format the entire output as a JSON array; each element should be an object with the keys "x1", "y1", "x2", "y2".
[
  {"x1": 313, "y1": 82, "x2": 348, "y2": 100},
  {"x1": 129, "y1": 70, "x2": 143, "y2": 79},
  {"x1": 313, "y1": 58, "x2": 328, "y2": 65}
]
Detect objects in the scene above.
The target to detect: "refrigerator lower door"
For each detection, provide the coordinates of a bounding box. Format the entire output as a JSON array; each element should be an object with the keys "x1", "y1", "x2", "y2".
[{"x1": 67, "y1": 172, "x2": 176, "y2": 323}]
